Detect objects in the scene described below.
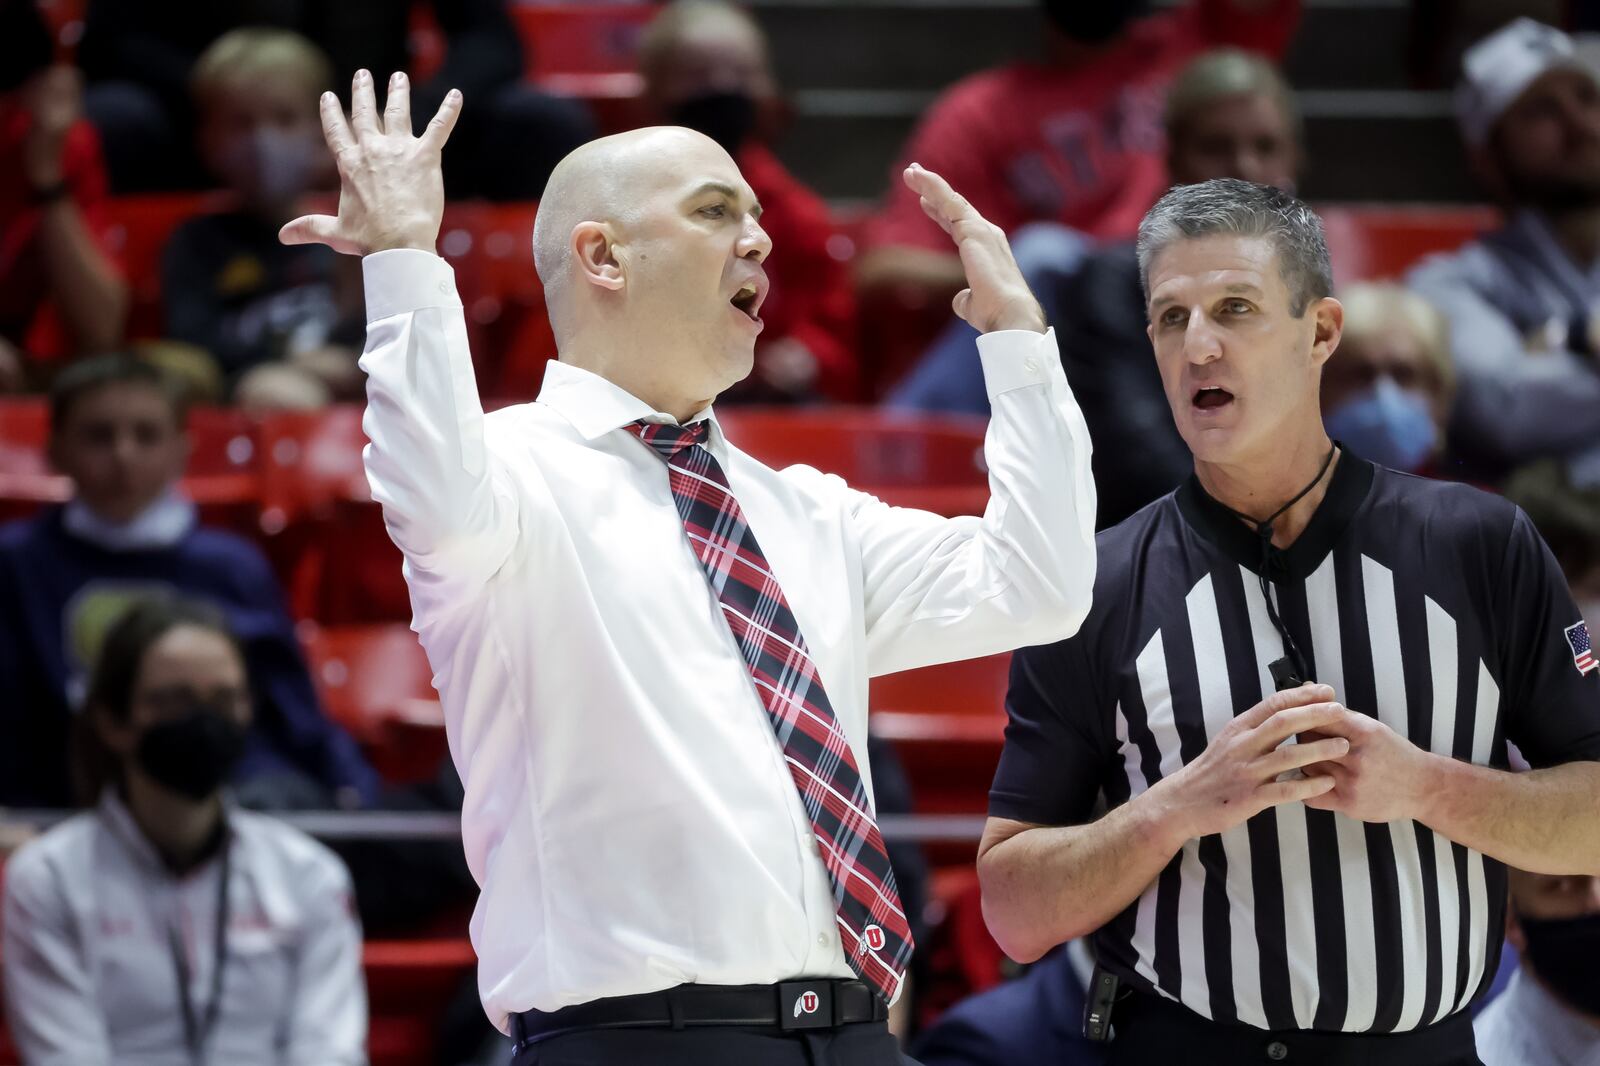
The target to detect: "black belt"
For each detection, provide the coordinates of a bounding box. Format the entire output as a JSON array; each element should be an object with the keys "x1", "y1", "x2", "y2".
[
  {"x1": 1108, "y1": 988, "x2": 1483, "y2": 1066},
  {"x1": 511, "y1": 979, "x2": 888, "y2": 1049}
]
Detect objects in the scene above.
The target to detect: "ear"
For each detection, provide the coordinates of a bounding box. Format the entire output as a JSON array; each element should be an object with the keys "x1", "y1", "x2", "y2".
[
  {"x1": 1308, "y1": 296, "x2": 1343, "y2": 369},
  {"x1": 93, "y1": 703, "x2": 137, "y2": 759},
  {"x1": 571, "y1": 221, "x2": 625, "y2": 293},
  {"x1": 1504, "y1": 905, "x2": 1527, "y2": 955}
]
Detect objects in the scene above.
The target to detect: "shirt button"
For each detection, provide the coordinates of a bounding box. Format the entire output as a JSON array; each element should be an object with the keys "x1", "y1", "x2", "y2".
[
  {"x1": 1023, "y1": 358, "x2": 1040, "y2": 374},
  {"x1": 818, "y1": 933, "x2": 829, "y2": 947},
  {"x1": 437, "y1": 281, "x2": 449, "y2": 293},
  {"x1": 1265, "y1": 1040, "x2": 1288, "y2": 1061}
]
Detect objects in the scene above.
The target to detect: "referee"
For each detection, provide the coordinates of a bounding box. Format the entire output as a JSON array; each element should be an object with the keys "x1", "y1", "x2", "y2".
[{"x1": 978, "y1": 179, "x2": 1600, "y2": 1065}]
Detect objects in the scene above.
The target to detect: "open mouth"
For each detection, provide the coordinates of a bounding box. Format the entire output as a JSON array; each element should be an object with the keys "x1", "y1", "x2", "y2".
[
  {"x1": 730, "y1": 282, "x2": 761, "y2": 321},
  {"x1": 728, "y1": 275, "x2": 768, "y2": 325},
  {"x1": 1192, "y1": 385, "x2": 1235, "y2": 411}
]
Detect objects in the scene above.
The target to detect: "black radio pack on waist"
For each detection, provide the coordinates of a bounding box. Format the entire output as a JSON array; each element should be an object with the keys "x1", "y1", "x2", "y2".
[{"x1": 1083, "y1": 966, "x2": 1121, "y2": 1042}]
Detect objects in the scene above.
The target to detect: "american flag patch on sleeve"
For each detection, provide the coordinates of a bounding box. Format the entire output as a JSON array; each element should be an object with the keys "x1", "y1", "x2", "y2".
[{"x1": 1564, "y1": 620, "x2": 1596, "y2": 675}]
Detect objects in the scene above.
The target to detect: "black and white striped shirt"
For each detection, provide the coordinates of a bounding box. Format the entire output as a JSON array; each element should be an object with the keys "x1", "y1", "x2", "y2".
[{"x1": 990, "y1": 455, "x2": 1600, "y2": 1033}]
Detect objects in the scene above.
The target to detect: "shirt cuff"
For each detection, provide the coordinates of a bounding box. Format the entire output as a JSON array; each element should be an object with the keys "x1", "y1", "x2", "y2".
[
  {"x1": 362, "y1": 248, "x2": 462, "y2": 323},
  {"x1": 976, "y1": 326, "x2": 1059, "y2": 399}
]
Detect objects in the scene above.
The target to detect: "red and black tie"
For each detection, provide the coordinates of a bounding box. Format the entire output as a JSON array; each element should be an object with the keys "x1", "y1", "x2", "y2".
[{"x1": 629, "y1": 419, "x2": 913, "y2": 1003}]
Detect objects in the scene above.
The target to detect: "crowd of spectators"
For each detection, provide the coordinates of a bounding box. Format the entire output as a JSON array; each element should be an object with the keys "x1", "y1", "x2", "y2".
[{"x1": 1, "y1": 0, "x2": 1599, "y2": 1063}]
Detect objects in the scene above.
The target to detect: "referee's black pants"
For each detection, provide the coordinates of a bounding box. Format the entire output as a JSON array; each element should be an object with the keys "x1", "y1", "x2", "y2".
[
  {"x1": 1106, "y1": 990, "x2": 1484, "y2": 1066},
  {"x1": 510, "y1": 1022, "x2": 918, "y2": 1065}
]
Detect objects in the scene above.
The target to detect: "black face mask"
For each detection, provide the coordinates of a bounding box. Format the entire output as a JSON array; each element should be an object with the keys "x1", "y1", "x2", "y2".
[
  {"x1": 136, "y1": 708, "x2": 247, "y2": 801},
  {"x1": 1518, "y1": 911, "x2": 1600, "y2": 1016},
  {"x1": 670, "y1": 91, "x2": 758, "y2": 154},
  {"x1": 1040, "y1": 0, "x2": 1147, "y2": 43}
]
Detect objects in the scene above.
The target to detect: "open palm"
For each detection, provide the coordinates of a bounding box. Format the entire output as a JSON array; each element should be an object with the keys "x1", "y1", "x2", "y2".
[{"x1": 280, "y1": 70, "x2": 462, "y2": 257}]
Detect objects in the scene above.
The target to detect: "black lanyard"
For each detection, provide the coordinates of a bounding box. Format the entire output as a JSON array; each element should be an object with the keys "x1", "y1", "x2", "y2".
[
  {"x1": 168, "y1": 836, "x2": 232, "y2": 1065},
  {"x1": 1217, "y1": 444, "x2": 1338, "y2": 690}
]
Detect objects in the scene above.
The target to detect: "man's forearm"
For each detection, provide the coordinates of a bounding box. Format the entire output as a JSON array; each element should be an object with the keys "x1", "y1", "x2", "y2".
[
  {"x1": 1415, "y1": 757, "x2": 1600, "y2": 876},
  {"x1": 38, "y1": 200, "x2": 127, "y2": 354},
  {"x1": 978, "y1": 786, "x2": 1186, "y2": 963}
]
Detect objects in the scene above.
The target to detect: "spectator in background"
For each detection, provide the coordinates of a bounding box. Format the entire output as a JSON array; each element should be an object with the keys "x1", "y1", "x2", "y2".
[
  {"x1": 162, "y1": 28, "x2": 363, "y2": 411},
  {"x1": 0, "y1": 355, "x2": 378, "y2": 810},
  {"x1": 857, "y1": 0, "x2": 1300, "y2": 305},
  {"x1": 1321, "y1": 283, "x2": 1455, "y2": 475},
  {"x1": 77, "y1": 0, "x2": 594, "y2": 199},
  {"x1": 0, "y1": 0, "x2": 128, "y2": 388},
  {"x1": 1410, "y1": 18, "x2": 1600, "y2": 485},
  {"x1": 1, "y1": 596, "x2": 367, "y2": 1066},
  {"x1": 1473, "y1": 867, "x2": 1600, "y2": 1064},
  {"x1": 893, "y1": 48, "x2": 1301, "y2": 528},
  {"x1": 638, "y1": 0, "x2": 859, "y2": 402},
  {"x1": 910, "y1": 942, "x2": 1103, "y2": 1066}
]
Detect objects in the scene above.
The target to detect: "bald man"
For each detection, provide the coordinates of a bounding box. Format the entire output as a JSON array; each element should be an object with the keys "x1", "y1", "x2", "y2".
[{"x1": 282, "y1": 70, "x2": 1097, "y2": 1066}]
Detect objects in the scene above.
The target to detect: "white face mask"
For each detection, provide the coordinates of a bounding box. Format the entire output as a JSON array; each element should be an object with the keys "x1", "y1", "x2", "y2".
[{"x1": 220, "y1": 126, "x2": 321, "y2": 207}]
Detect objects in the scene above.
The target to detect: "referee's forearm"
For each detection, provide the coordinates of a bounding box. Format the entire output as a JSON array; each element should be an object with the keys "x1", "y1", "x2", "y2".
[
  {"x1": 977, "y1": 790, "x2": 1189, "y2": 963},
  {"x1": 1414, "y1": 756, "x2": 1600, "y2": 877}
]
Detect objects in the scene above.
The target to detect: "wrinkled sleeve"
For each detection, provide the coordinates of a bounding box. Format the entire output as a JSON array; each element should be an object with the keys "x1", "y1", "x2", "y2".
[
  {"x1": 1, "y1": 847, "x2": 114, "y2": 1066},
  {"x1": 849, "y1": 328, "x2": 1097, "y2": 675},
  {"x1": 358, "y1": 249, "x2": 523, "y2": 613}
]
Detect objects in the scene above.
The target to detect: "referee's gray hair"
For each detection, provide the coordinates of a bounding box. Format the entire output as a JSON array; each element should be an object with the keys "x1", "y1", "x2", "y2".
[{"x1": 1136, "y1": 178, "x2": 1332, "y2": 316}]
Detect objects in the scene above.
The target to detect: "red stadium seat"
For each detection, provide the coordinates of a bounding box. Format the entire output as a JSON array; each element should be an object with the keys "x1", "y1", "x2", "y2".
[
  {"x1": 257, "y1": 406, "x2": 370, "y2": 534},
  {"x1": 871, "y1": 655, "x2": 1009, "y2": 858},
  {"x1": 299, "y1": 622, "x2": 445, "y2": 782},
  {"x1": 365, "y1": 938, "x2": 477, "y2": 1066},
  {"x1": 1319, "y1": 204, "x2": 1500, "y2": 283},
  {"x1": 512, "y1": 3, "x2": 658, "y2": 131},
  {"x1": 100, "y1": 194, "x2": 226, "y2": 340},
  {"x1": 716, "y1": 408, "x2": 990, "y2": 515},
  {"x1": 437, "y1": 203, "x2": 559, "y2": 400}
]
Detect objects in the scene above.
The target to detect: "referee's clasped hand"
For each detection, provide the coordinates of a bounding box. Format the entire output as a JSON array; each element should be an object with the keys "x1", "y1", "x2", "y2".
[
  {"x1": 1298, "y1": 710, "x2": 1432, "y2": 825},
  {"x1": 903, "y1": 163, "x2": 1048, "y2": 335},
  {"x1": 279, "y1": 70, "x2": 462, "y2": 257},
  {"x1": 1153, "y1": 683, "x2": 1351, "y2": 841}
]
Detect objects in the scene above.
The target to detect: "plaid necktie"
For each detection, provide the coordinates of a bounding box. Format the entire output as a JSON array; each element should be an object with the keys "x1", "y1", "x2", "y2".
[{"x1": 629, "y1": 418, "x2": 913, "y2": 1003}]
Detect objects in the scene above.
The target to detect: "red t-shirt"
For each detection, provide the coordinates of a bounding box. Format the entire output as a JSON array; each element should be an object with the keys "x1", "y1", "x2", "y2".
[
  {"x1": 739, "y1": 143, "x2": 860, "y2": 402},
  {"x1": 0, "y1": 104, "x2": 118, "y2": 359},
  {"x1": 867, "y1": 0, "x2": 1300, "y2": 252}
]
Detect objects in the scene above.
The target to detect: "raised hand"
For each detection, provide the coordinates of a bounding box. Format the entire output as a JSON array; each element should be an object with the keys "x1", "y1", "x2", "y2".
[
  {"x1": 23, "y1": 65, "x2": 83, "y2": 188},
  {"x1": 280, "y1": 70, "x2": 462, "y2": 257},
  {"x1": 902, "y1": 162, "x2": 1046, "y2": 334}
]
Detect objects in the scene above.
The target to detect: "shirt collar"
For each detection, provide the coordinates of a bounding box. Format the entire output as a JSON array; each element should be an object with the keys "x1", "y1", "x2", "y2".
[
  {"x1": 98, "y1": 788, "x2": 234, "y2": 879},
  {"x1": 63, "y1": 488, "x2": 196, "y2": 552},
  {"x1": 1176, "y1": 449, "x2": 1376, "y2": 582},
  {"x1": 536, "y1": 360, "x2": 723, "y2": 448}
]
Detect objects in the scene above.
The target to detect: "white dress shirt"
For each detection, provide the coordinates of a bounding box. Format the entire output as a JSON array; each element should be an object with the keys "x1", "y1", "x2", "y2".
[
  {"x1": 357, "y1": 248, "x2": 1096, "y2": 1031},
  {"x1": 1, "y1": 793, "x2": 366, "y2": 1066}
]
